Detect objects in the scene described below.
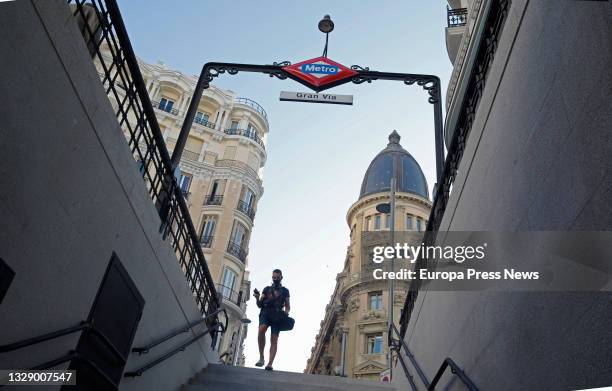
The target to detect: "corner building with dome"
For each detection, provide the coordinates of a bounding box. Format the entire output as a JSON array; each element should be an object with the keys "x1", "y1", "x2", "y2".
[{"x1": 305, "y1": 131, "x2": 432, "y2": 380}]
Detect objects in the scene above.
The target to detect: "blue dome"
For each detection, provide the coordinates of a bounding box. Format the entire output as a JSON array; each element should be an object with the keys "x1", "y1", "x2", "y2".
[{"x1": 359, "y1": 131, "x2": 429, "y2": 199}]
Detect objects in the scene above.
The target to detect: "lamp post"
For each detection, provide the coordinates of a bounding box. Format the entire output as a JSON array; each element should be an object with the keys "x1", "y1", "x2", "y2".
[{"x1": 318, "y1": 15, "x2": 334, "y2": 57}]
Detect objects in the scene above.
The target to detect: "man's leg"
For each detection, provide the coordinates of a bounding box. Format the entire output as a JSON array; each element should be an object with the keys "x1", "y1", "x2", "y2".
[
  {"x1": 267, "y1": 333, "x2": 279, "y2": 368},
  {"x1": 257, "y1": 324, "x2": 268, "y2": 362}
]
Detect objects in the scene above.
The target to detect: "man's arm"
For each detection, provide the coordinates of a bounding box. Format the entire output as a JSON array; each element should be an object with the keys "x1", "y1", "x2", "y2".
[{"x1": 284, "y1": 296, "x2": 290, "y2": 314}]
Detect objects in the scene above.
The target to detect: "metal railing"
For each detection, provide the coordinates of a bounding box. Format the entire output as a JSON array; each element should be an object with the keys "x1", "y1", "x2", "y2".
[
  {"x1": 399, "y1": 0, "x2": 511, "y2": 340},
  {"x1": 235, "y1": 97, "x2": 268, "y2": 125},
  {"x1": 224, "y1": 128, "x2": 266, "y2": 150},
  {"x1": 226, "y1": 242, "x2": 247, "y2": 263},
  {"x1": 200, "y1": 235, "x2": 214, "y2": 248},
  {"x1": 447, "y1": 7, "x2": 468, "y2": 27},
  {"x1": 125, "y1": 309, "x2": 227, "y2": 377},
  {"x1": 216, "y1": 284, "x2": 245, "y2": 310},
  {"x1": 204, "y1": 194, "x2": 223, "y2": 206},
  {"x1": 236, "y1": 200, "x2": 255, "y2": 221},
  {"x1": 0, "y1": 320, "x2": 127, "y2": 388},
  {"x1": 67, "y1": 0, "x2": 220, "y2": 332},
  {"x1": 388, "y1": 323, "x2": 479, "y2": 391},
  {"x1": 194, "y1": 116, "x2": 216, "y2": 129},
  {"x1": 151, "y1": 100, "x2": 180, "y2": 116}
]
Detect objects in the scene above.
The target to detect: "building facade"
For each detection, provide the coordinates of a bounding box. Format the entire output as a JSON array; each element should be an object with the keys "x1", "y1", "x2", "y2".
[
  {"x1": 97, "y1": 50, "x2": 269, "y2": 366},
  {"x1": 305, "y1": 131, "x2": 431, "y2": 380}
]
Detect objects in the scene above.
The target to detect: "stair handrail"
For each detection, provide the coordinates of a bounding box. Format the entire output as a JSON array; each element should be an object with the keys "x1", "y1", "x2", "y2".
[
  {"x1": 131, "y1": 308, "x2": 227, "y2": 355},
  {"x1": 0, "y1": 320, "x2": 126, "y2": 365},
  {"x1": 124, "y1": 309, "x2": 227, "y2": 378},
  {"x1": 388, "y1": 323, "x2": 479, "y2": 391}
]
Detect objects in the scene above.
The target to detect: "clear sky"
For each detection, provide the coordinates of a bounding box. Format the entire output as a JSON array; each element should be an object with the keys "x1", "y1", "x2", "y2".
[{"x1": 117, "y1": 0, "x2": 452, "y2": 373}]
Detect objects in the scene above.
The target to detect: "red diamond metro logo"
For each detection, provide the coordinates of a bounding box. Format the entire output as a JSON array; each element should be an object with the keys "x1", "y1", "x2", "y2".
[{"x1": 282, "y1": 57, "x2": 358, "y2": 92}]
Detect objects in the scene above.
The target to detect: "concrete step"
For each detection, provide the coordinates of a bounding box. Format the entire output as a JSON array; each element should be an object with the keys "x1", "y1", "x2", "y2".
[{"x1": 185, "y1": 364, "x2": 397, "y2": 391}]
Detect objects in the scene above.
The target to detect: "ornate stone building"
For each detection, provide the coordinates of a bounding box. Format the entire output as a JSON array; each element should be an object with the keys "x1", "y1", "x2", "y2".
[
  {"x1": 97, "y1": 49, "x2": 269, "y2": 366},
  {"x1": 305, "y1": 131, "x2": 431, "y2": 380}
]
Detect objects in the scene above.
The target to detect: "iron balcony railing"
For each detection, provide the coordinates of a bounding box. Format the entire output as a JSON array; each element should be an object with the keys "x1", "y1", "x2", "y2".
[
  {"x1": 447, "y1": 6, "x2": 468, "y2": 27},
  {"x1": 224, "y1": 128, "x2": 265, "y2": 150},
  {"x1": 204, "y1": 194, "x2": 223, "y2": 206},
  {"x1": 67, "y1": 0, "x2": 220, "y2": 338},
  {"x1": 226, "y1": 242, "x2": 247, "y2": 263},
  {"x1": 235, "y1": 97, "x2": 268, "y2": 125},
  {"x1": 193, "y1": 116, "x2": 216, "y2": 129},
  {"x1": 236, "y1": 200, "x2": 255, "y2": 221},
  {"x1": 216, "y1": 284, "x2": 246, "y2": 311},
  {"x1": 151, "y1": 100, "x2": 180, "y2": 116},
  {"x1": 200, "y1": 235, "x2": 213, "y2": 248}
]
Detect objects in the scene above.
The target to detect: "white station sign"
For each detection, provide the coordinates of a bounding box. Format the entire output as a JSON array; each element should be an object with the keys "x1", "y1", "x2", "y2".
[{"x1": 279, "y1": 91, "x2": 353, "y2": 105}]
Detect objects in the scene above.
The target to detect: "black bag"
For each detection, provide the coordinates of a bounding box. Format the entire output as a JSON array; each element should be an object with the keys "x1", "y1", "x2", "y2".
[{"x1": 277, "y1": 313, "x2": 295, "y2": 331}]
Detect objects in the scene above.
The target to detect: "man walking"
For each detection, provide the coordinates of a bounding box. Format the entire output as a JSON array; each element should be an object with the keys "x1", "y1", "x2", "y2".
[{"x1": 254, "y1": 269, "x2": 290, "y2": 371}]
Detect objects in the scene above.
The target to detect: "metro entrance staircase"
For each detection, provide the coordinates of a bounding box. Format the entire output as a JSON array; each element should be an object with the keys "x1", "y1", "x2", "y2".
[{"x1": 183, "y1": 364, "x2": 397, "y2": 391}]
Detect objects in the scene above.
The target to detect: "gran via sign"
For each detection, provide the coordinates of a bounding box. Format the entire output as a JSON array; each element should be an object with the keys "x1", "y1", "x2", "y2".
[
  {"x1": 283, "y1": 56, "x2": 357, "y2": 92},
  {"x1": 279, "y1": 91, "x2": 353, "y2": 105}
]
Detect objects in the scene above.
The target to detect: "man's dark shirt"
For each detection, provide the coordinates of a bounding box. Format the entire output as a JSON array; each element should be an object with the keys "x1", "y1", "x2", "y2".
[{"x1": 257, "y1": 285, "x2": 290, "y2": 314}]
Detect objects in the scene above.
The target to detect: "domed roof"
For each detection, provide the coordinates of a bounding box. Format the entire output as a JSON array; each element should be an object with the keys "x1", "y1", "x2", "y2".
[{"x1": 359, "y1": 131, "x2": 429, "y2": 199}]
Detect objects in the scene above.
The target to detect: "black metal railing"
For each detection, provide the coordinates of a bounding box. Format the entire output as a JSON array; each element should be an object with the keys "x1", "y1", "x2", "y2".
[
  {"x1": 399, "y1": 0, "x2": 511, "y2": 340},
  {"x1": 125, "y1": 309, "x2": 227, "y2": 377},
  {"x1": 216, "y1": 284, "x2": 245, "y2": 310},
  {"x1": 151, "y1": 100, "x2": 180, "y2": 115},
  {"x1": 193, "y1": 116, "x2": 216, "y2": 129},
  {"x1": 224, "y1": 128, "x2": 266, "y2": 150},
  {"x1": 181, "y1": 189, "x2": 190, "y2": 200},
  {"x1": 0, "y1": 321, "x2": 127, "y2": 389},
  {"x1": 447, "y1": 7, "x2": 468, "y2": 27},
  {"x1": 200, "y1": 235, "x2": 213, "y2": 248},
  {"x1": 204, "y1": 194, "x2": 223, "y2": 206},
  {"x1": 388, "y1": 323, "x2": 479, "y2": 391},
  {"x1": 236, "y1": 200, "x2": 255, "y2": 221},
  {"x1": 235, "y1": 97, "x2": 268, "y2": 125},
  {"x1": 226, "y1": 242, "x2": 247, "y2": 263},
  {"x1": 67, "y1": 0, "x2": 220, "y2": 332}
]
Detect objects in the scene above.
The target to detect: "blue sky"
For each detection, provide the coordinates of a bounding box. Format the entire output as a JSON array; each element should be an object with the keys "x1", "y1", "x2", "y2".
[{"x1": 118, "y1": 0, "x2": 452, "y2": 372}]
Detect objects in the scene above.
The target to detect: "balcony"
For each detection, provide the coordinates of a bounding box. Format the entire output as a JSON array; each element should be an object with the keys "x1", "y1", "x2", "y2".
[
  {"x1": 193, "y1": 116, "x2": 216, "y2": 129},
  {"x1": 447, "y1": 7, "x2": 468, "y2": 27},
  {"x1": 152, "y1": 100, "x2": 179, "y2": 116},
  {"x1": 181, "y1": 189, "x2": 191, "y2": 200},
  {"x1": 200, "y1": 235, "x2": 214, "y2": 248},
  {"x1": 204, "y1": 194, "x2": 223, "y2": 206},
  {"x1": 216, "y1": 283, "x2": 246, "y2": 312},
  {"x1": 236, "y1": 200, "x2": 255, "y2": 221},
  {"x1": 235, "y1": 97, "x2": 268, "y2": 127},
  {"x1": 224, "y1": 128, "x2": 265, "y2": 150},
  {"x1": 227, "y1": 242, "x2": 247, "y2": 263}
]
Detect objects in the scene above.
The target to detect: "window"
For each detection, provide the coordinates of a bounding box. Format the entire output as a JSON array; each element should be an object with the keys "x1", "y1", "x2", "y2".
[
  {"x1": 416, "y1": 217, "x2": 423, "y2": 232},
  {"x1": 366, "y1": 333, "x2": 383, "y2": 354},
  {"x1": 221, "y1": 267, "x2": 237, "y2": 300},
  {"x1": 195, "y1": 111, "x2": 209, "y2": 124},
  {"x1": 200, "y1": 215, "x2": 217, "y2": 238},
  {"x1": 230, "y1": 221, "x2": 248, "y2": 247},
  {"x1": 364, "y1": 216, "x2": 371, "y2": 232},
  {"x1": 230, "y1": 120, "x2": 240, "y2": 130},
  {"x1": 179, "y1": 172, "x2": 192, "y2": 198},
  {"x1": 158, "y1": 97, "x2": 174, "y2": 113},
  {"x1": 385, "y1": 213, "x2": 391, "y2": 229},
  {"x1": 406, "y1": 215, "x2": 413, "y2": 231},
  {"x1": 241, "y1": 187, "x2": 256, "y2": 209},
  {"x1": 369, "y1": 291, "x2": 383, "y2": 310},
  {"x1": 374, "y1": 215, "x2": 381, "y2": 230},
  {"x1": 246, "y1": 123, "x2": 257, "y2": 139}
]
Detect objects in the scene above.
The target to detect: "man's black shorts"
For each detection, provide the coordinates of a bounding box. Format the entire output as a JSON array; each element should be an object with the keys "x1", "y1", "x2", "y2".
[{"x1": 259, "y1": 312, "x2": 281, "y2": 335}]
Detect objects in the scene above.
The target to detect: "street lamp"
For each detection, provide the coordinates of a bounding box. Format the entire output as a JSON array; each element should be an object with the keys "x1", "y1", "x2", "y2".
[
  {"x1": 318, "y1": 15, "x2": 334, "y2": 57},
  {"x1": 232, "y1": 318, "x2": 251, "y2": 366}
]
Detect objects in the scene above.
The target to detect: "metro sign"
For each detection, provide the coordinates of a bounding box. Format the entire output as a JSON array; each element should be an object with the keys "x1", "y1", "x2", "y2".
[{"x1": 282, "y1": 56, "x2": 358, "y2": 92}]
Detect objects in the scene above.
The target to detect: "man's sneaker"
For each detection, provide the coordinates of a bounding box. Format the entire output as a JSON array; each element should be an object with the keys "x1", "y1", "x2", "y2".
[
  {"x1": 265, "y1": 365, "x2": 273, "y2": 371},
  {"x1": 255, "y1": 358, "x2": 265, "y2": 367}
]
